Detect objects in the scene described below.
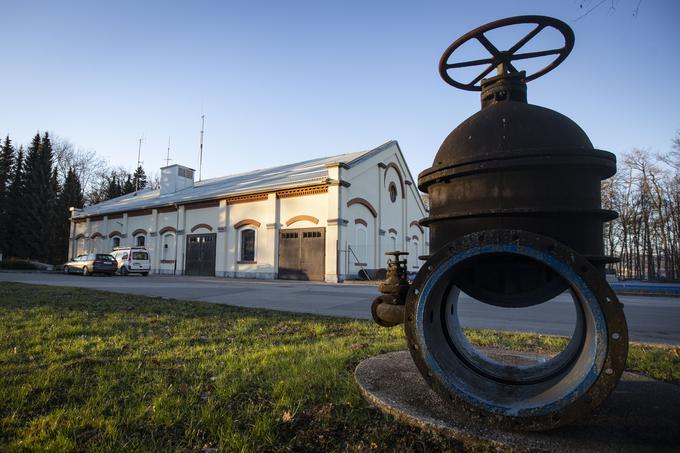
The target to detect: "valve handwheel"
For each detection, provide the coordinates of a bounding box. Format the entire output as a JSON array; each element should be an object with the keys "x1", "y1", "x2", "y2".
[{"x1": 439, "y1": 15, "x2": 575, "y2": 91}]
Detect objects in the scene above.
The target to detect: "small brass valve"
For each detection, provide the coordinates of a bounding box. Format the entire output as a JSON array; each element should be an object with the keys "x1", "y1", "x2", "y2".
[{"x1": 371, "y1": 251, "x2": 409, "y2": 327}]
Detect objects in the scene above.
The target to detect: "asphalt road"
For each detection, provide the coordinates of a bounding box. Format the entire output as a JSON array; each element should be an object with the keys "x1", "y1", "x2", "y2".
[{"x1": 1, "y1": 272, "x2": 679, "y2": 345}]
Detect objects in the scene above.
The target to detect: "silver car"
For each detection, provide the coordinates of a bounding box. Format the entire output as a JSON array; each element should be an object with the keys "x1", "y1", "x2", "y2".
[{"x1": 63, "y1": 254, "x2": 118, "y2": 276}]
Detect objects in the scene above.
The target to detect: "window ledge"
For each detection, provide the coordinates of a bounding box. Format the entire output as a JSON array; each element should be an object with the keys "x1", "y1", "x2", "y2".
[
  {"x1": 353, "y1": 262, "x2": 368, "y2": 267},
  {"x1": 238, "y1": 260, "x2": 257, "y2": 264}
]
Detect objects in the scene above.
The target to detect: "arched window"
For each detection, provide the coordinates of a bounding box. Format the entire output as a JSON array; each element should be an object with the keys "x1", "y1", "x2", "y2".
[
  {"x1": 240, "y1": 229, "x2": 256, "y2": 262},
  {"x1": 77, "y1": 238, "x2": 86, "y2": 256},
  {"x1": 162, "y1": 233, "x2": 176, "y2": 261},
  {"x1": 355, "y1": 225, "x2": 368, "y2": 264},
  {"x1": 389, "y1": 182, "x2": 397, "y2": 203},
  {"x1": 135, "y1": 235, "x2": 145, "y2": 247},
  {"x1": 411, "y1": 238, "x2": 419, "y2": 266},
  {"x1": 112, "y1": 236, "x2": 121, "y2": 249}
]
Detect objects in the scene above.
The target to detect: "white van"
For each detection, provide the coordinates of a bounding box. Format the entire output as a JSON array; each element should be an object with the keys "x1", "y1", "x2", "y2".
[{"x1": 111, "y1": 247, "x2": 151, "y2": 276}]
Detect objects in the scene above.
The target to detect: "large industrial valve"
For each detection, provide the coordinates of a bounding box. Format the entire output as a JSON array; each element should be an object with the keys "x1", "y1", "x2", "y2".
[{"x1": 371, "y1": 16, "x2": 628, "y2": 431}]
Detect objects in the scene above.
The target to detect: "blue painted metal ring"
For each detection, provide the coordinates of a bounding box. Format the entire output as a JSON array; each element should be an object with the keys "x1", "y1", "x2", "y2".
[{"x1": 404, "y1": 229, "x2": 628, "y2": 431}]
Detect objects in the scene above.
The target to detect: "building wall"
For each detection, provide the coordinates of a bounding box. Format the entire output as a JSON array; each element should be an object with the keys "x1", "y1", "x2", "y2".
[
  {"x1": 69, "y1": 144, "x2": 428, "y2": 281},
  {"x1": 342, "y1": 142, "x2": 429, "y2": 278}
]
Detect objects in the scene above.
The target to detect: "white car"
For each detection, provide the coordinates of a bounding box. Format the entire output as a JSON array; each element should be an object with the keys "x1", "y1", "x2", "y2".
[{"x1": 111, "y1": 247, "x2": 151, "y2": 276}]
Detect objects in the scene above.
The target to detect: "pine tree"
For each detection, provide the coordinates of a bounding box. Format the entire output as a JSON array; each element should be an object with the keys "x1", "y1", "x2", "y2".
[
  {"x1": 19, "y1": 132, "x2": 57, "y2": 261},
  {"x1": 132, "y1": 165, "x2": 147, "y2": 191},
  {"x1": 104, "y1": 172, "x2": 123, "y2": 200},
  {"x1": 14, "y1": 135, "x2": 40, "y2": 258},
  {"x1": 47, "y1": 168, "x2": 61, "y2": 263},
  {"x1": 0, "y1": 136, "x2": 13, "y2": 196},
  {"x1": 55, "y1": 167, "x2": 84, "y2": 263},
  {"x1": 6, "y1": 147, "x2": 25, "y2": 258},
  {"x1": 122, "y1": 174, "x2": 135, "y2": 194},
  {"x1": 0, "y1": 135, "x2": 15, "y2": 257}
]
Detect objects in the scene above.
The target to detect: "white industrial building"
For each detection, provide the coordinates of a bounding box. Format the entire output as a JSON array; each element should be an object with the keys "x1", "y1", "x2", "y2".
[{"x1": 69, "y1": 140, "x2": 428, "y2": 282}]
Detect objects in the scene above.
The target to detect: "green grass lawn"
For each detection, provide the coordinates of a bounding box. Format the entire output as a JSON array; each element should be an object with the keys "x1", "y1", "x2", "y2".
[{"x1": 0, "y1": 282, "x2": 678, "y2": 452}]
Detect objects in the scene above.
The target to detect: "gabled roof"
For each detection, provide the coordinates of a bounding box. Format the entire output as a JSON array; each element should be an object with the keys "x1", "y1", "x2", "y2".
[{"x1": 77, "y1": 140, "x2": 397, "y2": 217}]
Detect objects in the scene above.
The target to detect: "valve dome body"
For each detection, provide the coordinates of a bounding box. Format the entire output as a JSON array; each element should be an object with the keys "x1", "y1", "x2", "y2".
[{"x1": 418, "y1": 74, "x2": 617, "y2": 305}]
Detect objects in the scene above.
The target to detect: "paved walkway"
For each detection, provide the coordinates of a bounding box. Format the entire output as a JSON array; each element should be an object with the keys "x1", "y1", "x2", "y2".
[{"x1": 1, "y1": 272, "x2": 679, "y2": 345}]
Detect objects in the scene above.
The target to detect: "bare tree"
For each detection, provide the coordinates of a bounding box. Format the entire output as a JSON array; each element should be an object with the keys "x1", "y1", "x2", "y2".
[
  {"x1": 604, "y1": 141, "x2": 680, "y2": 281},
  {"x1": 52, "y1": 136, "x2": 109, "y2": 197}
]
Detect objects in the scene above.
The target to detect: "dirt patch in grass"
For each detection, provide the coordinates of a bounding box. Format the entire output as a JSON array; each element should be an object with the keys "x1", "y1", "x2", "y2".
[{"x1": 0, "y1": 282, "x2": 677, "y2": 451}]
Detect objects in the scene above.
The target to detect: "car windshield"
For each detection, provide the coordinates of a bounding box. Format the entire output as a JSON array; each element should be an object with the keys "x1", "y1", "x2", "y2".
[
  {"x1": 132, "y1": 252, "x2": 148, "y2": 260},
  {"x1": 96, "y1": 254, "x2": 114, "y2": 261}
]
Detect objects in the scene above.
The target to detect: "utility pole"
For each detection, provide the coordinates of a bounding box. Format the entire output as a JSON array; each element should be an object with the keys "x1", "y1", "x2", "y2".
[
  {"x1": 136, "y1": 137, "x2": 144, "y2": 191},
  {"x1": 198, "y1": 114, "x2": 205, "y2": 181}
]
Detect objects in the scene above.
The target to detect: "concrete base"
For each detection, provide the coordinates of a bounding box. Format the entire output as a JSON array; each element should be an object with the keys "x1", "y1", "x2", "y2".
[{"x1": 355, "y1": 350, "x2": 680, "y2": 452}]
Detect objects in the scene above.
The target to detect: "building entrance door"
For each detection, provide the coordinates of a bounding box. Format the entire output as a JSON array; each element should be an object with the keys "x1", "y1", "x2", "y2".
[
  {"x1": 185, "y1": 233, "x2": 216, "y2": 276},
  {"x1": 278, "y1": 227, "x2": 326, "y2": 281}
]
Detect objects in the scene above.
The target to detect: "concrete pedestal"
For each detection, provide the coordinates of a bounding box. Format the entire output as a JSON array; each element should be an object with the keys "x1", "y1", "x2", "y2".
[{"x1": 355, "y1": 350, "x2": 680, "y2": 452}]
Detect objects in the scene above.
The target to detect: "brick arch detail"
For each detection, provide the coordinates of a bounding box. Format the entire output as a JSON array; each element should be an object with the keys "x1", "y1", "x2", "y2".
[
  {"x1": 285, "y1": 215, "x2": 319, "y2": 227},
  {"x1": 234, "y1": 219, "x2": 261, "y2": 229},
  {"x1": 346, "y1": 198, "x2": 377, "y2": 218},
  {"x1": 75, "y1": 233, "x2": 86, "y2": 240},
  {"x1": 90, "y1": 232, "x2": 104, "y2": 239},
  {"x1": 190, "y1": 223, "x2": 213, "y2": 233},
  {"x1": 382, "y1": 162, "x2": 405, "y2": 198},
  {"x1": 131, "y1": 229, "x2": 147, "y2": 237},
  {"x1": 159, "y1": 226, "x2": 177, "y2": 235},
  {"x1": 388, "y1": 228, "x2": 398, "y2": 235},
  {"x1": 409, "y1": 221, "x2": 424, "y2": 234},
  {"x1": 354, "y1": 218, "x2": 368, "y2": 227},
  {"x1": 108, "y1": 230, "x2": 122, "y2": 238}
]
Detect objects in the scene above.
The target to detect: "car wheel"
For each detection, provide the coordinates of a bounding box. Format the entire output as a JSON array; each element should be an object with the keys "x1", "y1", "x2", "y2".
[
  {"x1": 120, "y1": 266, "x2": 129, "y2": 276},
  {"x1": 108, "y1": 272, "x2": 114, "y2": 277},
  {"x1": 83, "y1": 267, "x2": 90, "y2": 276},
  {"x1": 63, "y1": 265, "x2": 69, "y2": 274},
  {"x1": 142, "y1": 272, "x2": 149, "y2": 277}
]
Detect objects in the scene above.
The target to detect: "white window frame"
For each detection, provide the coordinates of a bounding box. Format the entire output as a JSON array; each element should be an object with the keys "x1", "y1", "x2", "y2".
[
  {"x1": 135, "y1": 235, "x2": 146, "y2": 247},
  {"x1": 238, "y1": 227, "x2": 257, "y2": 262},
  {"x1": 111, "y1": 236, "x2": 121, "y2": 249}
]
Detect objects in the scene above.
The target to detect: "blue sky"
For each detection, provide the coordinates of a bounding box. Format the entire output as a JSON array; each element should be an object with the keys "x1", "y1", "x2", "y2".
[{"x1": 1, "y1": 1, "x2": 678, "y2": 181}]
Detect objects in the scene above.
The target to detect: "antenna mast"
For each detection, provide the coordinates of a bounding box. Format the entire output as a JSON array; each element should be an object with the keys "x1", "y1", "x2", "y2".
[
  {"x1": 164, "y1": 137, "x2": 172, "y2": 167},
  {"x1": 199, "y1": 114, "x2": 205, "y2": 181},
  {"x1": 136, "y1": 137, "x2": 144, "y2": 191}
]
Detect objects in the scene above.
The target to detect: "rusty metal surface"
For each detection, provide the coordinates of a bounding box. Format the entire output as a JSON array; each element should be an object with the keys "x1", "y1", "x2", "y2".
[
  {"x1": 404, "y1": 230, "x2": 628, "y2": 431},
  {"x1": 369, "y1": 15, "x2": 630, "y2": 432},
  {"x1": 439, "y1": 15, "x2": 574, "y2": 91},
  {"x1": 419, "y1": 16, "x2": 616, "y2": 305}
]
